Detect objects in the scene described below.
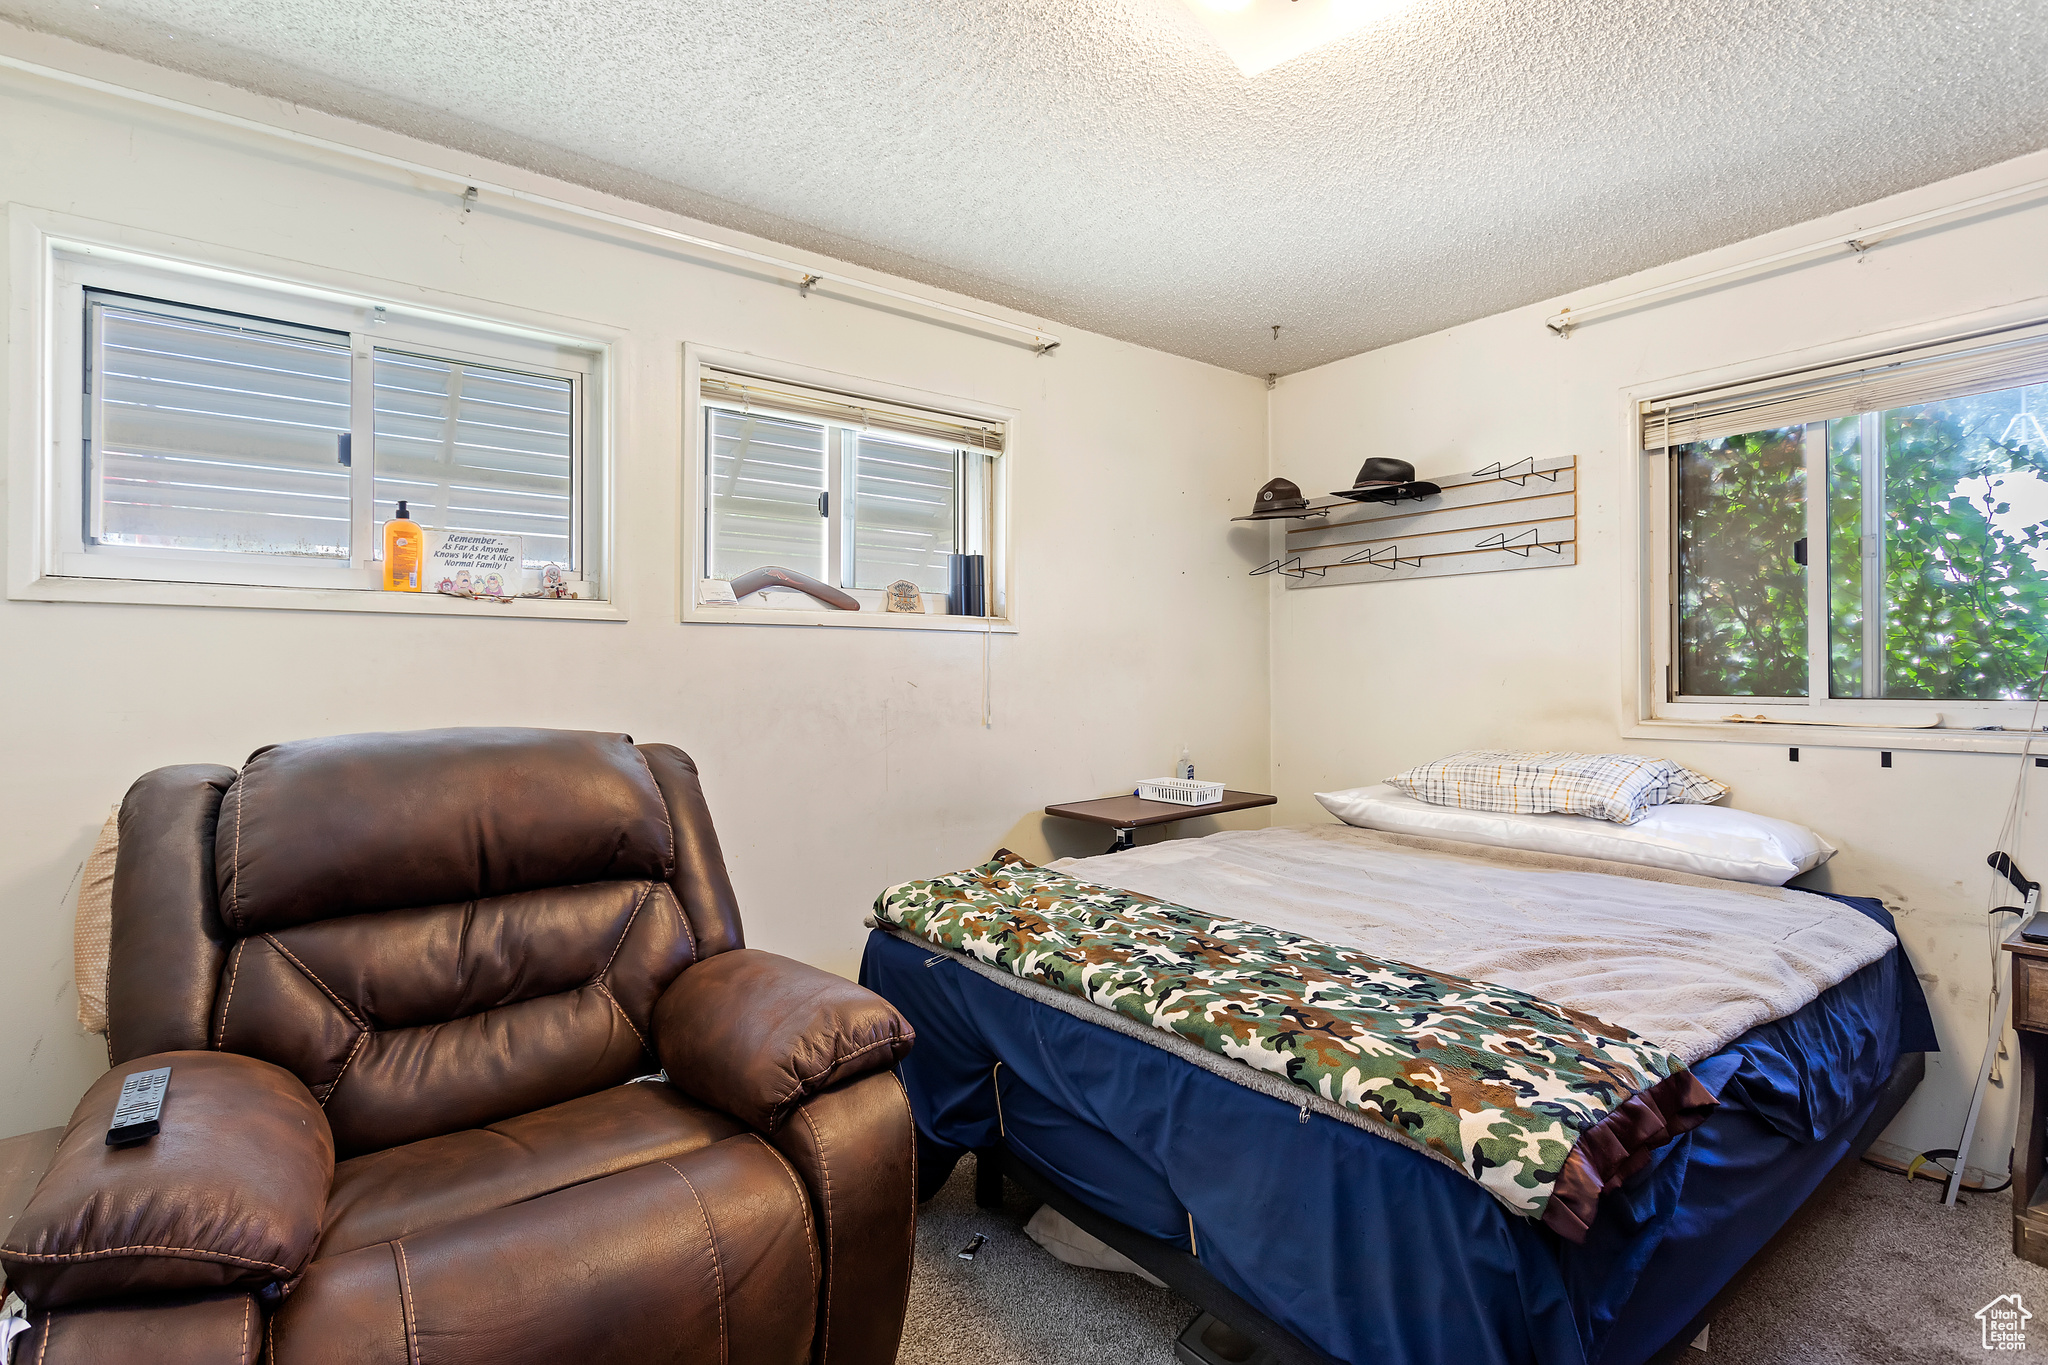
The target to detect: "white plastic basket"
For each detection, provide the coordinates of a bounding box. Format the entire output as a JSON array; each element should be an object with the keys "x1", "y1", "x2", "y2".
[{"x1": 1136, "y1": 778, "x2": 1226, "y2": 806}]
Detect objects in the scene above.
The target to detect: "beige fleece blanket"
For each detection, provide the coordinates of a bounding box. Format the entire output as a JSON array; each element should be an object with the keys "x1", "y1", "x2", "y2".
[{"x1": 1050, "y1": 824, "x2": 1897, "y2": 1065}]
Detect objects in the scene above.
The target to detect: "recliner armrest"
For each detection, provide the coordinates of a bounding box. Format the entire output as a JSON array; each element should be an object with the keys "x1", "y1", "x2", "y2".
[
  {"x1": 1, "y1": 1052, "x2": 333, "y2": 1312},
  {"x1": 653, "y1": 949, "x2": 914, "y2": 1132}
]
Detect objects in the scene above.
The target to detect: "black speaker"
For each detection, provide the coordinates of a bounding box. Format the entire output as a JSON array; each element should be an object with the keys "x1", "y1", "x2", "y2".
[{"x1": 948, "y1": 553, "x2": 986, "y2": 617}]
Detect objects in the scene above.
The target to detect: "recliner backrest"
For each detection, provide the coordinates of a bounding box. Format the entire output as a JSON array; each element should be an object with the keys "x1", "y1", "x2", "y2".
[{"x1": 107, "y1": 728, "x2": 745, "y2": 1157}]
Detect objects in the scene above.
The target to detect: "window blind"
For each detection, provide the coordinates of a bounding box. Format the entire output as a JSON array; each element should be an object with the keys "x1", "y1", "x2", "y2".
[
  {"x1": 372, "y1": 351, "x2": 575, "y2": 568},
  {"x1": 1641, "y1": 320, "x2": 2048, "y2": 449},
  {"x1": 705, "y1": 408, "x2": 829, "y2": 581},
  {"x1": 848, "y1": 433, "x2": 957, "y2": 592},
  {"x1": 89, "y1": 294, "x2": 353, "y2": 558},
  {"x1": 702, "y1": 369, "x2": 1004, "y2": 453}
]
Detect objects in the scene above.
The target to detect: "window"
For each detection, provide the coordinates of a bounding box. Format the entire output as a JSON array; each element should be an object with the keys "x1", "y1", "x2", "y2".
[
  {"x1": 1673, "y1": 427, "x2": 1809, "y2": 698},
  {"x1": 370, "y1": 353, "x2": 576, "y2": 569},
  {"x1": 706, "y1": 409, "x2": 830, "y2": 582},
  {"x1": 696, "y1": 365, "x2": 1005, "y2": 621},
  {"x1": 1646, "y1": 321, "x2": 2048, "y2": 726},
  {"x1": 90, "y1": 298, "x2": 355, "y2": 561},
  {"x1": 39, "y1": 243, "x2": 605, "y2": 602}
]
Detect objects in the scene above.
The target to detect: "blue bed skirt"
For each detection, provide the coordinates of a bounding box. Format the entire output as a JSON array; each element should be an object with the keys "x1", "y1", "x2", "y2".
[{"x1": 861, "y1": 894, "x2": 1935, "y2": 1365}]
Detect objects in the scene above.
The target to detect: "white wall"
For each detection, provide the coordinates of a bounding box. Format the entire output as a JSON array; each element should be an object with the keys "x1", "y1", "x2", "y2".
[
  {"x1": 0, "y1": 30, "x2": 1272, "y2": 1135},
  {"x1": 1267, "y1": 147, "x2": 2048, "y2": 1179}
]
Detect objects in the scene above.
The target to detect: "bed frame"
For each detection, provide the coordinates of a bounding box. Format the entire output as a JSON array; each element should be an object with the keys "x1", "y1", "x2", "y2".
[{"x1": 971, "y1": 1050, "x2": 1926, "y2": 1365}]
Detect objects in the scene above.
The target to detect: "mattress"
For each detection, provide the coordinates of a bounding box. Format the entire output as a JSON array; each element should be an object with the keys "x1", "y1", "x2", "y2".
[{"x1": 861, "y1": 834, "x2": 1936, "y2": 1365}]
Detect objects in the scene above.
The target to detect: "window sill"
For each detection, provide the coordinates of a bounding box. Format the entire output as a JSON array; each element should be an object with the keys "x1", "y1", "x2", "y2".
[
  {"x1": 1626, "y1": 716, "x2": 2044, "y2": 755},
  {"x1": 682, "y1": 599, "x2": 1015, "y2": 633},
  {"x1": 11, "y1": 574, "x2": 625, "y2": 621}
]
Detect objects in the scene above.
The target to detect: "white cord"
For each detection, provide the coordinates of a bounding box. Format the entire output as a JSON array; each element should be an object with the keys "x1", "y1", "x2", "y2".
[{"x1": 1947, "y1": 665, "x2": 2048, "y2": 1205}]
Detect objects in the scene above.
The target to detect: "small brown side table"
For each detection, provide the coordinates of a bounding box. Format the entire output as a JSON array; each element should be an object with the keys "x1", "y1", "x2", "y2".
[
  {"x1": 2004, "y1": 925, "x2": 2048, "y2": 1264},
  {"x1": 1044, "y1": 790, "x2": 1277, "y2": 854}
]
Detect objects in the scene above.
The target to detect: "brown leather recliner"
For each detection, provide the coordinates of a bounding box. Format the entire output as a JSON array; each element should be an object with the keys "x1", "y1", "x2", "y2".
[{"x1": 1, "y1": 728, "x2": 917, "y2": 1365}]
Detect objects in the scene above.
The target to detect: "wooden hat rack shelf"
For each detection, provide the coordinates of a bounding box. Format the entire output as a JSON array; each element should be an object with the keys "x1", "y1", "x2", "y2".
[{"x1": 1250, "y1": 455, "x2": 1577, "y2": 588}]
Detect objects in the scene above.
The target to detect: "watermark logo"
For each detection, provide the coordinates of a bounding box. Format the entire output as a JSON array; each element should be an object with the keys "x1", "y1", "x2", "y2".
[{"x1": 1978, "y1": 1293, "x2": 2032, "y2": 1351}]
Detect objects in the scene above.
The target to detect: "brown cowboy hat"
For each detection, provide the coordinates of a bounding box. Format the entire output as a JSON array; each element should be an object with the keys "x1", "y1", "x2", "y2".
[{"x1": 1232, "y1": 476, "x2": 1315, "y2": 521}]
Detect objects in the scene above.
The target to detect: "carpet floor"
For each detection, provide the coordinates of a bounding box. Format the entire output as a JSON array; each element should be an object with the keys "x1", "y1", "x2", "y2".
[{"x1": 897, "y1": 1154, "x2": 2048, "y2": 1364}]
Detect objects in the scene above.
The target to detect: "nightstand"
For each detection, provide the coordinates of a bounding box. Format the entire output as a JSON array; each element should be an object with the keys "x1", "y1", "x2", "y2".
[
  {"x1": 2004, "y1": 926, "x2": 2048, "y2": 1264},
  {"x1": 1044, "y1": 790, "x2": 1277, "y2": 854}
]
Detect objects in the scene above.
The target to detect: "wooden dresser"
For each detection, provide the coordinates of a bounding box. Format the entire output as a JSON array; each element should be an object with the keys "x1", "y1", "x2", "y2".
[{"x1": 2005, "y1": 927, "x2": 2048, "y2": 1264}]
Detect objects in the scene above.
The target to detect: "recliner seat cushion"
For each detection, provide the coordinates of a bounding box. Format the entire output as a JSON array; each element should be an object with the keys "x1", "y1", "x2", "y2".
[
  {"x1": 217, "y1": 729, "x2": 675, "y2": 934},
  {"x1": 317, "y1": 1082, "x2": 746, "y2": 1258},
  {"x1": 270, "y1": 1135, "x2": 819, "y2": 1365}
]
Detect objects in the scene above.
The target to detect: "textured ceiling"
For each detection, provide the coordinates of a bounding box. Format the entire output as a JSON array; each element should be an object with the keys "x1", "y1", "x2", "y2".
[{"x1": 5, "y1": 0, "x2": 2046, "y2": 374}]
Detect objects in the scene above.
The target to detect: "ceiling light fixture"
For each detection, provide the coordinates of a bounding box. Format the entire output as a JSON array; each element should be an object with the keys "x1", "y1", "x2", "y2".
[{"x1": 1181, "y1": 0, "x2": 1413, "y2": 76}]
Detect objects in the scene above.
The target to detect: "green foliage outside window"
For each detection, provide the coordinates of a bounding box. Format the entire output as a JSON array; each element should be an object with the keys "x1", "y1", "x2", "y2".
[
  {"x1": 1855, "y1": 395, "x2": 2048, "y2": 699},
  {"x1": 1676, "y1": 428, "x2": 1808, "y2": 697},
  {"x1": 1676, "y1": 382, "x2": 2048, "y2": 701}
]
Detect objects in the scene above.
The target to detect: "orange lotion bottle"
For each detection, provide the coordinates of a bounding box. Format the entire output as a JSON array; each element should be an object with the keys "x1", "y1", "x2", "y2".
[{"x1": 382, "y1": 501, "x2": 422, "y2": 592}]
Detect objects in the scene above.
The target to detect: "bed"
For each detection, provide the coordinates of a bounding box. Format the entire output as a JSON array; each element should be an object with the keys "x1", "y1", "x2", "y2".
[{"x1": 859, "y1": 824, "x2": 1936, "y2": 1365}]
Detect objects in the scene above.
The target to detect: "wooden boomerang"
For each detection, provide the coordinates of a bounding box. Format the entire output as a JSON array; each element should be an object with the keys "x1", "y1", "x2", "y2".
[{"x1": 728, "y1": 566, "x2": 861, "y2": 611}]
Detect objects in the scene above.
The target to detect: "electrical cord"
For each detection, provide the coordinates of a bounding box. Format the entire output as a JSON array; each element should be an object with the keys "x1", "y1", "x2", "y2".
[{"x1": 1950, "y1": 648, "x2": 2048, "y2": 1203}]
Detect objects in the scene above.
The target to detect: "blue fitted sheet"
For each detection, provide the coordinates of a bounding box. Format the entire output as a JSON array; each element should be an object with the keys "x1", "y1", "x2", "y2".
[{"x1": 862, "y1": 892, "x2": 1934, "y2": 1365}]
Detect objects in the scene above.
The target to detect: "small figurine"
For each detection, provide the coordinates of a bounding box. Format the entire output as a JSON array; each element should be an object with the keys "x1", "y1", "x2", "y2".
[{"x1": 538, "y1": 564, "x2": 570, "y2": 599}]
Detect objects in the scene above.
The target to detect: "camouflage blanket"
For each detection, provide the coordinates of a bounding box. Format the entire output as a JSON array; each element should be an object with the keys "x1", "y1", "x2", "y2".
[{"x1": 874, "y1": 850, "x2": 1716, "y2": 1240}]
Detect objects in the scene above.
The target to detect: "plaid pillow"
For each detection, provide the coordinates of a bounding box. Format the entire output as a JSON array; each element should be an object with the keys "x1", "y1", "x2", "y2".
[{"x1": 1387, "y1": 750, "x2": 1728, "y2": 826}]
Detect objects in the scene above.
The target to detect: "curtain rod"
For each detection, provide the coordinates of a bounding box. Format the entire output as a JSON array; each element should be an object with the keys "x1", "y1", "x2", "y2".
[
  {"x1": 0, "y1": 52, "x2": 1064, "y2": 354},
  {"x1": 1544, "y1": 173, "x2": 2048, "y2": 339}
]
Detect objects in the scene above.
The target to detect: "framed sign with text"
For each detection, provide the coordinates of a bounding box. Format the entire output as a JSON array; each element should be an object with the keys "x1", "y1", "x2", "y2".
[{"x1": 425, "y1": 530, "x2": 524, "y2": 597}]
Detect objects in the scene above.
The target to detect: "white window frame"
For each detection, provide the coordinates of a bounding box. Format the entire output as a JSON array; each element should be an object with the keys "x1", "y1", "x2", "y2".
[
  {"x1": 7, "y1": 204, "x2": 624, "y2": 620},
  {"x1": 680, "y1": 343, "x2": 1017, "y2": 633},
  {"x1": 1625, "y1": 294, "x2": 2048, "y2": 754}
]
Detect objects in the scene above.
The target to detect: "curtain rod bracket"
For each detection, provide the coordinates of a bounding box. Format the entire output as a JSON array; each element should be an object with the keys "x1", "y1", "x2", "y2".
[
  {"x1": 461, "y1": 186, "x2": 478, "y2": 214},
  {"x1": 1034, "y1": 340, "x2": 1060, "y2": 356},
  {"x1": 798, "y1": 274, "x2": 821, "y2": 297}
]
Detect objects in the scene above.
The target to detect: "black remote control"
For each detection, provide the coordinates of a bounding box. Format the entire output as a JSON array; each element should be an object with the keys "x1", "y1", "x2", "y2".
[{"x1": 106, "y1": 1067, "x2": 170, "y2": 1147}]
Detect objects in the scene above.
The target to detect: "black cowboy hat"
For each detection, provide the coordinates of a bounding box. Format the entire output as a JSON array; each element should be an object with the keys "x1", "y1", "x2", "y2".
[
  {"x1": 1231, "y1": 476, "x2": 1315, "y2": 521},
  {"x1": 1331, "y1": 457, "x2": 1440, "y2": 504}
]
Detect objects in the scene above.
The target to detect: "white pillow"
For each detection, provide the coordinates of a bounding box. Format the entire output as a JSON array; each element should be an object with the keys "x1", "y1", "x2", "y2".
[{"x1": 1313, "y1": 784, "x2": 1835, "y2": 887}]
